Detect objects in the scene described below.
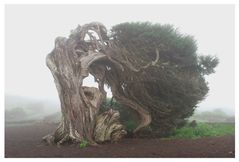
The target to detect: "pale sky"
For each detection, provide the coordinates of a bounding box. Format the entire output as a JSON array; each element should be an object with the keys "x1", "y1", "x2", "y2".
[{"x1": 5, "y1": 5, "x2": 235, "y2": 115}]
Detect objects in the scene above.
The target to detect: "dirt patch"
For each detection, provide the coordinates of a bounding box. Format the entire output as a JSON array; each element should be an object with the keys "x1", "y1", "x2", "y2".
[{"x1": 5, "y1": 123, "x2": 235, "y2": 158}]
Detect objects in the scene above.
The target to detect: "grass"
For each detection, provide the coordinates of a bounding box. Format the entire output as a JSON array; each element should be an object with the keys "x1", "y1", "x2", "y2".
[{"x1": 168, "y1": 123, "x2": 234, "y2": 139}]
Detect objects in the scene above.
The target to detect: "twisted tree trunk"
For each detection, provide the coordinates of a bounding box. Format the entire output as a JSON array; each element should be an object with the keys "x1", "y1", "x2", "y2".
[
  {"x1": 43, "y1": 36, "x2": 125, "y2": 145},
  {"x1": 44, "y1": 37, "x2": 101, "y2": 144},
  {"x1": 43, "y1": 22, "x2": 159, "y2": 145}
]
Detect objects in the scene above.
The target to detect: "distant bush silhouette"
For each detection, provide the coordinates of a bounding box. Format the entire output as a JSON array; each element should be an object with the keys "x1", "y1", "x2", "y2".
[
  {"x1": 190, "y1": 109, "x2": 234, "y2": 123},
  {"x1": 5, "y1": 107, "x2": 27, "y2": 121}
]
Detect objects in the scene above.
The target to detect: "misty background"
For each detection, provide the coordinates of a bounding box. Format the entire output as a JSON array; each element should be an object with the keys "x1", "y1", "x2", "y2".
[{"x1": 5, "y1": 5, "x2": 235, "y2": 123}]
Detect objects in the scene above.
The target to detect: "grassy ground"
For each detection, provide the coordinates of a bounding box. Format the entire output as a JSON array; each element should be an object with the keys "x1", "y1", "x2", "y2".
[{"x1": 168, "y1": 123, "x2": 235, "y2": 139}]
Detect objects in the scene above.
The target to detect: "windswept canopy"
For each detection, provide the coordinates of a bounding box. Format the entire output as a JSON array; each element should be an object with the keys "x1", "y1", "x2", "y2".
[{"x1": 88, "y1": 22, "x2": 218, "y2": 134}]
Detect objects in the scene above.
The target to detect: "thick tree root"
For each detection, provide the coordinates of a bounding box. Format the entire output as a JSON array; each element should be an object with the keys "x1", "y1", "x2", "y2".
[
  {"x1": 42, "y1": 134, "x2": 55, "y2": 145},
  {"x1": 42, "y1": 109, "x2": 126, "y2": 146},
  {"x1": 94, "y1": 109, "x2": 127, "y2": 143}
]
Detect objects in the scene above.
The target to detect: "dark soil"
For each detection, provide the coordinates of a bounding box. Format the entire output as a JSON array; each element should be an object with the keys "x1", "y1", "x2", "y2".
[{"x1": 5, "y1": 123, "x2": 235, "y2": 158}]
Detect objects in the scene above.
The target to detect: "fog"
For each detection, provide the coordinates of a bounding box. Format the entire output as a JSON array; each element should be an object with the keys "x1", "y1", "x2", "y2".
[{"x1": 5, "y1": 5, "x2": 235, "y2": 116}]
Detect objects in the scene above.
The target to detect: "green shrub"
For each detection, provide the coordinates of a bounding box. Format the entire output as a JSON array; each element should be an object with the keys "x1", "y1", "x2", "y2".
[
  {"x1": 79, "y1": 140, "x2": 88, "y2": 148},
  {"x1": 124, "y1": 120, "x2": 138, "y2": 132},
  {"x1": 189, "y1": 120, "x2": 197, "y2": 128}
]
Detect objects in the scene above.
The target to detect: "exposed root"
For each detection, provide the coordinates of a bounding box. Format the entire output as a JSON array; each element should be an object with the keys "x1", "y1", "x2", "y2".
[
  {"x1": 43, "y1": 109, "x2": 126, "y2": 146},
  {"x1": 94, "y1": 109, "x2": 127, "y2": 143},
  {"x1": 43, "y1": 132, "x2": 85, "y2": 146},
  {"x1": 42, "y1": 134, "x2": 55, "y2": 145}
]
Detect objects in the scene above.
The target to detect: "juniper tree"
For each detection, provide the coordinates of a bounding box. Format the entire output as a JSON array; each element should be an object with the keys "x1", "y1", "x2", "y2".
[{"x1": 44, "y1": 22, "x2": 218, "y2": 145}]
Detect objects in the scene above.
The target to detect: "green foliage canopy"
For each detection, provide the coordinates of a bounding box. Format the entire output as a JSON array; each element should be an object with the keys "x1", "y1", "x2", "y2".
[{"x1": 101, "y1": 22, "x2": 219, "y2": 136}]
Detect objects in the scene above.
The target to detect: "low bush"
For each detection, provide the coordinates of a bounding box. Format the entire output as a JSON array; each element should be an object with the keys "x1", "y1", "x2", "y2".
[{"x1": 79, "y1": 140, "x2": 88, "y2": 148}]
